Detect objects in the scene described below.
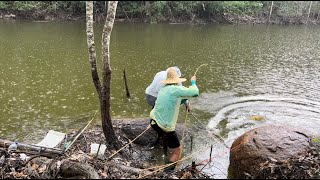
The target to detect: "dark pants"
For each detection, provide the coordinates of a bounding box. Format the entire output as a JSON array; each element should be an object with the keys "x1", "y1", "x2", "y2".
[{"x1": 150, "y1": 119, "x2": 180, "y2": 155}]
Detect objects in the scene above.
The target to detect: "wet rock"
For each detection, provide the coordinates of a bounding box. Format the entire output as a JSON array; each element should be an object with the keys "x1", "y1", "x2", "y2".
[
  {"x1": 113, "y1": 118, "x2": 190, "y2": 146},
  {"x1": 229, "y1": 125, "x2": 315, "y2": 179}
]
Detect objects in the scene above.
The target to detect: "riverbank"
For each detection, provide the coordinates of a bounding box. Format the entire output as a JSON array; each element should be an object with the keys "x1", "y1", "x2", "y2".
[
  {"x1": 2, "y1": 120, "x2": 319, "y2": 179},
  {"x1": 1, "y1": 9, "x2": 320, "y2": 25},
  {"x1": 0, "y1": 119, "x2": 210, "y2": 179}
]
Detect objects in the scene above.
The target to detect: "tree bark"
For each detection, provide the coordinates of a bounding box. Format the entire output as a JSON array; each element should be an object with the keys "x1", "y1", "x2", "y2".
[
  {"x1": 101, "y1": 1, "x2": 120, "y2": 148},
  {"x1": 86, "y1": 1, "x2": 120, "y2": 149},
  {"x1": 86, "y1": 1, "x2": 102, "y2": 99}
]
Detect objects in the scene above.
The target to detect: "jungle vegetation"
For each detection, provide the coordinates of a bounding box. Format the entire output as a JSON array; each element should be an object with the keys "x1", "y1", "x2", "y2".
[{"x1": 0, "y1": 1, "x2": 319, "y2": 23}]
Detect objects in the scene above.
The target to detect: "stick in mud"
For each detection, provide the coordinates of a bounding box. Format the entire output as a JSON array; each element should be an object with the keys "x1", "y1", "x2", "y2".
[{"x1": 123, "y1": 68, "x2": 131, "y2": 98}]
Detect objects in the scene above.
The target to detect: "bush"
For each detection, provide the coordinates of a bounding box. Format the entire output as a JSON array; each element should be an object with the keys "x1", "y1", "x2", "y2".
[
  {"x1": 221, "y1": 1, "x2": 263, "y2": 15},
  {"x1": 118, "y1": 1, "x2": 145, "y2": 19},
  {"x1": 12, "y1": 1, "x2": 42, "y2": 11},
  {"x1": 168, "y1": 1, "x2": 201, "y2": 18},
  {"x1": 0, "y1": 1, "x2": 8, "y2": 10}
]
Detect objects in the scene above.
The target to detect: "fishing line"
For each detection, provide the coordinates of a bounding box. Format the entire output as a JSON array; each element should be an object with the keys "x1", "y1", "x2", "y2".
[{"x1": 193, "y1": 63, "x2": 208, "y2": 76}]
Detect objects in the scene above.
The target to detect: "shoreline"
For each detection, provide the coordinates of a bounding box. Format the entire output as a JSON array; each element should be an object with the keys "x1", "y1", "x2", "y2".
[{"x1": 1, "y1": 10, "x2": 320, "y2": 25}]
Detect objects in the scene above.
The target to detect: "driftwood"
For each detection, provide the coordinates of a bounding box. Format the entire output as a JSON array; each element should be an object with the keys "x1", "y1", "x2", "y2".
[
  {"x1": 0, "y1": 139, "x2": 63, "y2": 155},
  {"x1": 105, "y1": 161, "x2": 151, "y2": 175}
]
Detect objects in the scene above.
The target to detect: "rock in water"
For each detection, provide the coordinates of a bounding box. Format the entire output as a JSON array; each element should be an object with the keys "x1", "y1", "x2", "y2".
[{"x1": 229, "y1": 125, "x2": 315, "y2": 179}]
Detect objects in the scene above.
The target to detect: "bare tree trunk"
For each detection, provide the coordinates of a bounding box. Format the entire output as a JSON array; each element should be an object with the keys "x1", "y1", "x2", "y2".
[
  {"x1": 86, "y1": 1, "x2": 102, "y2": 99},
  {"x1": 145, "y1": 1, "x2": 151, "y2": 23},
  {"x1": 101, "y1": 1, "x2": 120, "y2": 148},
  {"x1": 268, "y1": 1, "x2": 274, "y2": 23},
  {"x1": 307, "y1": 1, "x2": 313, "y2": 23},
  {"x1": 86, "y1": 1, "x2": 120, "y2": 149}
]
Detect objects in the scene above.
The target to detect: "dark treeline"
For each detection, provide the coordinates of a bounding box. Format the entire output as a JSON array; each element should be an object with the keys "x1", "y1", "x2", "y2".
[{"x1": 1, "y1": 1, "x2": 320, "y2": 24}]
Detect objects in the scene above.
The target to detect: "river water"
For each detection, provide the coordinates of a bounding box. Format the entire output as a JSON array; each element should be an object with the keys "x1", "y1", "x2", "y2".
[{"x1": 1, "y1": 20, "x2": 320, "y2": 178}]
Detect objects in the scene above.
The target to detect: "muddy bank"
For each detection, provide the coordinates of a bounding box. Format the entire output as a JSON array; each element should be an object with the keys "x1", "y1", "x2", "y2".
[
  {"x1": 0, "y1": 119, "x2": 209, "y2": 179},
  {"x1": 1, "y1": 119, "x2": 319, "y2": 179}
]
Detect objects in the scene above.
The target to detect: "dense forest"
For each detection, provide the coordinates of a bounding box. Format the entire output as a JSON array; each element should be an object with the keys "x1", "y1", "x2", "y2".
[{"x1": 0, "y1": 1, "x2": 320, "y2": 24}]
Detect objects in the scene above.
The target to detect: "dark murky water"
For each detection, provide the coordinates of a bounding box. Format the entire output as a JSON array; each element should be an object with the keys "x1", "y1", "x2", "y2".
[{"x1": 1, "y1": 20, "x2": 320, "y2": 178}]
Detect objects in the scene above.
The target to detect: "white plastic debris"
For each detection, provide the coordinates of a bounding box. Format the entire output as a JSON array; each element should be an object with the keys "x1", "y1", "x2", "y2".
[
  {"x1": 36, "y1": 130, "x2": 66, "y2": 148},
  {"x1": 19, "y1": 153, "x2": 29, "y2": 161},
  {"x1": 90, "y1": 143, "x2": 106, "y2": 159}
]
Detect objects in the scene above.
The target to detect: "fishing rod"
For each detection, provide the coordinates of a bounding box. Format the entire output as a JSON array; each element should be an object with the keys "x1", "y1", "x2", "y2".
[
  {"x1": 193, "y1": 63, "x2": 208, "y2": 76},
  {"x1": 183, "y1": 63, "x2": 211, "y2": 144}
]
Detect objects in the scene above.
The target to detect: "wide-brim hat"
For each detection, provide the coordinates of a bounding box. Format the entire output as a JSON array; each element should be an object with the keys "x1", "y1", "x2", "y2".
[{"x1": 161, "y1": 67, "x2": 187, "y2": 84}]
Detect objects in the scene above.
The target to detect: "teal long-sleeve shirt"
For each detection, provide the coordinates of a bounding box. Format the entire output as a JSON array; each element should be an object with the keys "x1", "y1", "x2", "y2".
[{"x1": 150, "y1": 81, "x2": 199, "y2": 132}]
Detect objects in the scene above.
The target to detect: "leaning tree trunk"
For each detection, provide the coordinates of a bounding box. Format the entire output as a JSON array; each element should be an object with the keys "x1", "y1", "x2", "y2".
[
  {"x1": 86, "y1": 1, "x2": 120, "y2": 149},
  {"x1": 268, "y1": 1, "x2": 273, "y2": 23}
]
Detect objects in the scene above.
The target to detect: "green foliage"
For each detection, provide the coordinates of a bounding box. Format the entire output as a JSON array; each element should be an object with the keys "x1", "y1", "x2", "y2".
[
  {"x1": 277, "y1": 1, "x2": 300, "y2": 17},
  {"x1": 204, "y1": 1, "x2": 225, "y2": 15},
  {"x1": 149, "y1": 1, "x2": 167, "y2": 23},
  {"x1": 0, "y1": 1, "x2": 8, "y2": 10},
  {"x1": 49, "y1": 1, "x2": 86, "y2": 14},
  {"x1": 169, "y1": 1, "x2": 200, "y2": 15},
  {"x1": 12, "y1": 1, "x2": 43, "y2": 11},
  {"x1": 0, "y1": 1, "x2": 319, "y2": 21},
  {"x1": 119, "y1": 1, "x2": 145, "y2": 18},
  {"x1": 312, "y1": 137, "x2": 320, "y2": 143},
  {"x1": 150, "y1": 1, "x2": 167, "y2": 16},
  {"x1": 221, "y1": 1, "x2": 263, "y2": 15}
]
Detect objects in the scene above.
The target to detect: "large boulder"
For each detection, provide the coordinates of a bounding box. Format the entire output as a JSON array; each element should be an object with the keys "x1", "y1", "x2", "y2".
[
  {"x1": 113, "y1": 118, "x2": 190, "y2": 146},
  {"x1": 229, "y1": 125, "x2": 317, "y2": 179}
]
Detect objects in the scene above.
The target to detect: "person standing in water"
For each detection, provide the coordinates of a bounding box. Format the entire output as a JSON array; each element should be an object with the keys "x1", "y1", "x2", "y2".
[{"x1": 149, "y1": 67, "x2": 199, "y2": 170}]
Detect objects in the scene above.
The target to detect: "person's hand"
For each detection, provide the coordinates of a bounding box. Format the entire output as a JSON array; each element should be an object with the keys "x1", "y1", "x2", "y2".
[{"x1": 191, "y1": 76, "x2": 196, "y2": 81}]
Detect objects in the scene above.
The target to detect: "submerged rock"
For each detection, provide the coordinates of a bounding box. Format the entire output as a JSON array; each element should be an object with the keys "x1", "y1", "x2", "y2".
[
  {"x1": 229, "y1": 125, "x2": 318, "y2": 179},
  {"x1": 113, "y1": 118, "x2": 191, "y2": 146}
]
